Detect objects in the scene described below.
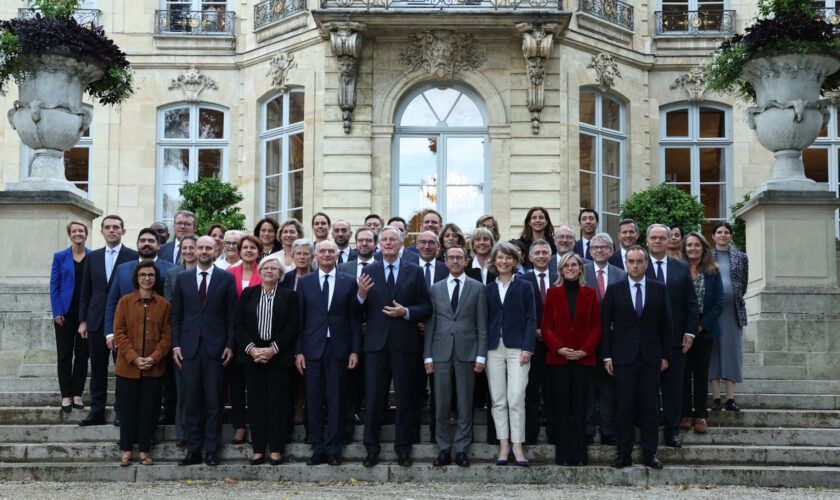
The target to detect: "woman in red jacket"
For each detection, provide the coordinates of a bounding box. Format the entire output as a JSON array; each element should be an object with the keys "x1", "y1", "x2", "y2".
[{"x1": 541, "y1": 252, "x2": 601, "y2": 466}]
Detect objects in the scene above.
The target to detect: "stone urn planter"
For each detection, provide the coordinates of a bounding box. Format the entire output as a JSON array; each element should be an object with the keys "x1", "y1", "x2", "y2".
[
  {"x1": 741, "y1": 53, "x2": 840, "y2": 194},
  {"x1": 7, "y1": 54, "x2": 104, "y2": 196}
]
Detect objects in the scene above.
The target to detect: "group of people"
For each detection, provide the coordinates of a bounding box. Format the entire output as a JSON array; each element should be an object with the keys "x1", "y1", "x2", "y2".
[{"x1": 49, "y1": 206, "x2": 748, "y2": 469}]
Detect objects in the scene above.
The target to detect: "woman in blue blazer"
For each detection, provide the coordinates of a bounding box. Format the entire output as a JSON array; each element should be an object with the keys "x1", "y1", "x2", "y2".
[
  {"x1": 679, "y1": 232, "x2": 724, "y2": 434},
  {"x1": 49, "y1": 221, "x2": 91, "y2": 413},
  {"x1": 486, "y1": 241, "x2": 537, "y2": 467}
]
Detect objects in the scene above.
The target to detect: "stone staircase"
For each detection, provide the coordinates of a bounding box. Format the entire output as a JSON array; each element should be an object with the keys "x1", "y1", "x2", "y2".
[{"x1": 0, "y1": 362, "x2": 838, "y2": 487}]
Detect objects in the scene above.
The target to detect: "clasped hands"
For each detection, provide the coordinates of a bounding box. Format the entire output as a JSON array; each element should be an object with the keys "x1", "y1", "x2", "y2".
[
  {"x1": 132, "y1": 356, "x2": 156, "y2": 371},
  {"x1": 250, "y1": 347, "x2": 276, "y2": 364},
  {"x1": 557, "y1": 347, "x2": 587, "y2": 361}
]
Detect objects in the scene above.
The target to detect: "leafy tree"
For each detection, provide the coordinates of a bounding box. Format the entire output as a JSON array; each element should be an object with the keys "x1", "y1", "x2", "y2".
[
  {"x1": 620, "y1": 184, "x2": 706, "y2": 248},
  {"x1": 729, "y1": 193, "x2": 750, "y2": 252},
  {"x1": 179, "y1": 178, "x2": 246, "y2": 236}
]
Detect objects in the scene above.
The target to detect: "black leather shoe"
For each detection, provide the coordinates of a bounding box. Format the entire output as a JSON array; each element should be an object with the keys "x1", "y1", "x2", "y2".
[
  {"x1": 157, "y1": 414, "x2": 175, "y2": 425},
  {"x1": 711, "y1": 398, "x2": 722, "y2": 411},
  {"x1": 611, "y1": 455, "x2": 632, "y2": 469},
  {"x1": 61, "y1": 404, "x2": 72, "y2": 414},
  {"x1": 363, "y1": 454, "x2": 378, "y2": 467},
  {"x1": 250, "y1": 456, "x2": 265, "y2": 465},
  {"x1": 665, "y1": 434, "x2": 682, "y2": 448},
  {"x1": 725, "y1": 399, "x2": 741, "y2": 412},
  {"x1": 433, "y1": 450, "x2": 451, "y2": 467},
  {"x1": 328, "y1": 456, "x2": 341, "y2": 466},
  {"x1": 307, "y1": 452, "x2": 328, "y2": 466},
  {"x1": 113, "y1": 415, "x2": 120, "y2": 427},
  {"x1": 270, "y1": 458, "x2": 283, "y2": 466},
  {"x1": 585, "y1": 434, "x2": 595, "y2": 445},
  {"x1": 455, "y1": 452, "x2": 469, "y2": 467},
  {"x1": 205, "y1": 453, "x2": 220, "y2": 466},
  {"x1": 600, "y1": 434, "x2": 617, "y2": 445},
  {"x1": 178, "y1": 452, "x2": 202, "y2": 466},
  {"x1": 79, "y1": 412, "x2": 105, "y2": 426},
  {"x1": 72, "y1": 402, "x2": 85, "y2": 410},
  {"x1": 397, "y1": 454, "x2": 412, "y2": 467},
  {"x1": 644, "y1": 455, "x2": 664, "y2": 469}
]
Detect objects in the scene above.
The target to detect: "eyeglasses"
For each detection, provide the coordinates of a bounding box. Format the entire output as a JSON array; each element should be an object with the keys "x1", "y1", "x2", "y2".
[
  {"x1": 591, "y1": 245, "x2": 611, "y2": 251},
  {"x1": 555, "y1": 235, "x2": 575, "y2": 241},
  {"x1": 356, "y1": 238, "x2": 374, "y2": 244},
  {"x1": 174, "y1": 222, "x2": 194, "y2": 227},
  {"x1": 138, "y1": 273, "x2": 155, "y2": 279},
  {"x1": 223, "y1": 241, "x2": 239, "y2": 247},
  {"x1": 418, "y1": 240, "x2": 438, "y2": 246},
  {"x1": 446, "y1": 255, "x2": 465, "y2": 261}
]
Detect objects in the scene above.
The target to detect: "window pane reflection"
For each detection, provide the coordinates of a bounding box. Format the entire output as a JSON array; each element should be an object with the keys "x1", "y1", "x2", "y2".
[
  {"x1": 164, "y1": 108, "x2": 190, "y2": 139},
  {"x1": 289, "y1": 92, "x2": 304, "y2": 124},
  {"x1": 665, "y1": 148, "x2": 691, "y2": 182},
  {"x1": 267, "y1": 97, "x2": 283, "y2": 130},
  {"x1": 602, "y1": 97, "x2": 621, "y2": 131},
  {"x1": 803, "y1": 148, "x2": 829, "y2": 182},
  {"x1": 580, "y1": 92, "x2": 595, "y2": 125},
  {"x1": 199, "y1": 108, "x2": 224, "y2": 139},
  {"x1": 400, "y1": 96, "x2": 438, "y2": 127},
  {"x1": 399, "y1": 137, "x2": 437, "y2": 185},
  {"x1": 699, "y1": 148, "x2": 725, "y2": 182},
  {"x1": 424, "y1": 88, "x2": 459, "y2": 121},
  {"x1": 666, "y1": 109, "x2": 689, "y2": 137},
  {"x1": 603, "y1": 139, "x2": 621, "y2": 177},
  {"x1": 446, "y1": 185, "x2": 484, "y2": 231},
  {"x1": 198, "y1": 149, "x2": 222, "y2": 179},
  {"x1": 446, "y1": 137, "x2": 484, "y2": 183},
  {"x1": 699, "y1": 107, "x2": 725, "y2": 138}
]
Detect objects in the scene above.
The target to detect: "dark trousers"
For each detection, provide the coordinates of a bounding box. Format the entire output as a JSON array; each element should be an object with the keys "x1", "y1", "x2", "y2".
[
  {"x1": 116, "y1": 375, "x2": 162, "y2": 452},
  {"x1": 181, "y1": 341, "x2": 224, "y2": 454},
  {"x1": 660, "y1": 344, "x2": 686, "y2": 435},
  {"x1": 682, "y1": 337, "x2": 713, "y2": 420},
  {"x1": 54, "y1": 314, "x2": 88, "y2": 398},
  {"x1": 224, "y1": 361, "x2": 248, "y2": 429},
  {"x1": 525, "y1": 340, "x2": 552, "y2": 443},
  {"x1": 364, "y1": 347, "x2": 417, "y2": 456},
  {"x1": 305, "y1": 341, "x2": 347, "y2": 457},
  {"x1": 342, "y1": 351, "x2": 365, "y2": 442},
  {"x1": 160, "y1": 357, "x2": 177, "y2": 419},
  {"x1": 87, "y1": 329, "x2": 111, "y2": 415},
  {"x1": 585, "y1": 363, "x2": 616, "y2": 437},
  {"x1": 553, "y1": 363, "x2": 592, "y2": 464},
  {"x1": 614, "y1": 359, "x2": 660, "y2": 458},
  {"x1": 244, "y1": 363, "x2": 289, "y2": 455},
  {"x1": 416, "y1": 356, "x2": 432, "y2": 443}
]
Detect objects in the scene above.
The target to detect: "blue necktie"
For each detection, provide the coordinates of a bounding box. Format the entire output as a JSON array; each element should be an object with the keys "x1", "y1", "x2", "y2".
[
  {"x1": 386, "y1": 264, "x2": 395, "y2": 295},
  {"x1": 656, "y1": 260, "x2": 664, "y2": 283},
  {"x1": 424, "y1": 263, "x2": 432, "y2": 290},
  {"x1": 338, "y1": 251, "x2": 344, "y2": 265},
  {"x1": 451, "y1": 278, "x2": 460, "y2": 314},
  {"x1": 322, "y1": 274, "x2": 330, "y2": 310},
  {"x1": 634, "y1": 283, "x2": 643, "y2": 317}
]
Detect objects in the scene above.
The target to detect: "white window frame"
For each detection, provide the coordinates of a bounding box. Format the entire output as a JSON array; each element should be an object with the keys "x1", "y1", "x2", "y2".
[
  {"x1": 579, "y1": 88, "x2": 626, "y2": 235},
  {"x1": 155, "y1": 102, "x2": 230, "y2": 223},
  {"x1": 659, "y1": 101, "x2": 734, "y2": 225},
  {"x1": 260, "y1": 89, "x2": 305, "y2": 221},
  {"x1": 805, "y1": 105, "x2": 840, "y2": 237},
  {"x1": 391, "y1": 83, "x2": 490, "y2": 234},
  {"x1": 161, "y1": 0, "x2": 230, "y2": 10}
]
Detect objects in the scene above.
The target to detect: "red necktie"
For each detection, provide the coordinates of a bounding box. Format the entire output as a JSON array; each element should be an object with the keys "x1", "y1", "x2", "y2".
[
  {"x1": 199, "y1": 271, "x2": 207, "y2": 303},
  {"x1": 597, "y1": 269, "x2": 605, "y2": 298}
]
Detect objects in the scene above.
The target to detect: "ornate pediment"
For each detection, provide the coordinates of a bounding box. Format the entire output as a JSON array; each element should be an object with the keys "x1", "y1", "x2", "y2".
[
  {"x1": 169, "y1": 66, "x2": 218, "y2": 103},
  {"x1": 588, "y1": 52, "x2": 621, "y2": 93},
  {"x1": 671, "y1": 66, "x2": 707, "y2": 102},
  {"x1": 268, "y1": 52, "x2": 298, "y2": 92},
  {"x1": 399, "y1": 30, "x2": 485, "y2": 79}
]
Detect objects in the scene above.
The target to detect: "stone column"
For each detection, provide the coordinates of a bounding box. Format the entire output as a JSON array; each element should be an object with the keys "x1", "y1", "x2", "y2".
[
  {"x1": 324, "y1": 22, "x2": 365, "y2": 134},
  {"x1": 516, "y1": 23, "x2": 559, "y2": 135}
]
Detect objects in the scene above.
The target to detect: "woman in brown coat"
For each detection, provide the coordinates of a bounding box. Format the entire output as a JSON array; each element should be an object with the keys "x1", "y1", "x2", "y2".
[{"x1": 113, "y1": 261, "x2": 172, "y2": 466}]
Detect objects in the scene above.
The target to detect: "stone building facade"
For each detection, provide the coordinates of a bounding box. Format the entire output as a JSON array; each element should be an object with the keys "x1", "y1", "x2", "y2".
[{"x1": 4, "y1": 0, "x2": 839, "y2": 247}]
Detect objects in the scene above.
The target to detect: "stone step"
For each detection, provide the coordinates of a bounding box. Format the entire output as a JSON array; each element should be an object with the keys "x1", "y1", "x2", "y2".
[
  {"x1": 1, "y1": 441, "x2": 838, "y2": 467},
  {"x1": 18, "y1": 364, "x2": 114, "y2": 378},
  {"x1": 715, "y1": 379, "x2": 840, "y2": 395},
  {"x1": 743, "y1": 366, "x2": 809, "y2": 380},
  {"x1": 1, "y1": 424, "x2": 838, "y2": 448},
  {"x1": 0, "y1": 462, "x2": 838, "y2": 488},
  {"x1": 743, "y1": 352, "x2": 763, "y2": 367}
]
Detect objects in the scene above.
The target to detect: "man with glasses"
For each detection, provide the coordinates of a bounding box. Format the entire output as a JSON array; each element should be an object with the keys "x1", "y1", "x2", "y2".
[
  {"x1": 549, "y1": 225, "x2": 585, "y2": 272},
  {"x1": 160, "y1": 211, "x2": 197, "y2": 264}
]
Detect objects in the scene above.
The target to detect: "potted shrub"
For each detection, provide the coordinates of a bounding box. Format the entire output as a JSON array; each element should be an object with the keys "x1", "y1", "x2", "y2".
[
  {"x1": 703, "y1": 0, "x2": 840, "y2": 193},
  {"x1": 1, "y1": 0, "x2": 134, "y2": 194}
]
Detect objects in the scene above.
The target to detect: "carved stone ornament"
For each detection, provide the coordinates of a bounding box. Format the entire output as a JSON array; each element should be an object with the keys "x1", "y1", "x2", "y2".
[
  {"x1": 516, "y1": 23, "x2": 559, "y2": 135},
  {"x1": 670, "y1": 66, "x2": 707, "y2": 102},
  {"x1": 399, "y1": 30, "x2": 486, "y2": 79},
  {"x1": 169, "y1": 66, "x2": 218, "y2": 103},
  {"x1": 325, "y1": 22, "x2": 365, "y2": 134},
  {"x1": 268, "y1": 52, "x2": 297, "y2": 92},
  {"x1": 588, "y1": 52, "x2": 621, "y2": 93}
]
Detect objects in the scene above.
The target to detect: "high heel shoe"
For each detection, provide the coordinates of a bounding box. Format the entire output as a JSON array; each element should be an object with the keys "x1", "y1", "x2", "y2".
[
  {"x1": 61, "y1": 404, "x2": 72, "y2": 414},
  {"x1": 495, "y1": 450, "x2": 511, "y2": 466}
]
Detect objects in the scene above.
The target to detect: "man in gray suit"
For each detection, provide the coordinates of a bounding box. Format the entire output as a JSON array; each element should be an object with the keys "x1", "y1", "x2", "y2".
[
  {"x1": 583, "y1": 232, "x2": 627, "y2": 446},
  {"x1": 423, "y1": 245, "x2": 488, "y2": 467}
]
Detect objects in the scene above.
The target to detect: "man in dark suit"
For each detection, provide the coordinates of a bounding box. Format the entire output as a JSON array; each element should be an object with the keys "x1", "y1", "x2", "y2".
[
  {"x1": 424, "y1": 245, "x2": 487, "y2": 467},
  {"x1": 583, "y1": 233, "x2": 627, "y2": 445},
  {"x1": 295, "y1": 240, "x2": 362, "y2": 466},
  {"x1": 357, "y1": 226, "x2": 432, "y2": 467},
  {"x1": 150, "y1": 221, "x2": 170, "y2": 246},
  {"x1": 78, "y1": 215, "x2": 138, "y2": 426},
  {"x1": 573, "y1": 209, "x2": 599, "y2": 261},
  {"x1": 332, "y1": 220, "x2": 357, "y2": 265},
  {"x1": 601, "y1": 245, "x2": 673, "y2": 469},
  {"x1": 403, "y1": 209, "x2": 442, "y2": 255},
  {"x1": 171, "y1": 236, "x2": 237, "y2": 466},
  {"x1": 522, "y1": 239, "x2": 557, "y2": 445},
  {"x1": 103, "y1": 228, "x2": 175, "y2": 424},
  {"x1": 645, "y1": 224, "x2": 699, "y2": 448},
  {"x1": 159, "y1": 210, "x2": 196, "y2": 264},
  {"x1": 608, "y1": 218, "x2": 640, "y2": 271}
]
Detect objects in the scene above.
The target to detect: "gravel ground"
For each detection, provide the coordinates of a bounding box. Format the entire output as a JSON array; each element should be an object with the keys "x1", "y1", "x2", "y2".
[{"x1": 0, "y1": 481, "x2": 837, "y2": 499}]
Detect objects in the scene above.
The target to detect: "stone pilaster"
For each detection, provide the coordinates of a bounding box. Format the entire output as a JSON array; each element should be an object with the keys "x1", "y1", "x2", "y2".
[
  {"x1": 325, "y1": 22, "x2": 365, "y2": 134},
  {"x1": 516, "y1": 23, "x2": 559, "y2": 135}
]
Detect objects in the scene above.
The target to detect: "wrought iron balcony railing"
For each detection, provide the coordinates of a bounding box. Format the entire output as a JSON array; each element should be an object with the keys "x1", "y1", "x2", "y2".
[
  {"x1": 655, "y1": 9, "x2": 735, "y2": 36},
  {"x1": 578, "y1": 0, "x2": 633, "y2": 31},
  {"x1": 815, "y1": 7, "x2": 840, "y2": 27},
  {"x1": 17, "y1": 8, "x2": 101, "y2": 27},
  {"x1": 155, "y1": 9, "x2": 235, "y2": 35},
  {"x1": 318, "y1": 0, "x2": 563, "y2": 11},
  {"x1": 254, "y1": 0, "x2": 308, "y2": 30}
]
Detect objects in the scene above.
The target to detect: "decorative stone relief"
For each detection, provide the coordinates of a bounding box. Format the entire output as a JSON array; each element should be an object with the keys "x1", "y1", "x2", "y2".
[
  {"x1": 267, "y1": 52, "x2": 297, "y2": 92},
  {"x1": 671, "y1": 66, "x2": 707, "y2": 102},
  {"x1": 399, "y1": 30, "x2": 485, "y2": 79},
  {"x1": 588, "y1": 52, "x2": 621, "y2": 93},
  {"x1": 516, "y1": 23, "x2": 559, "y2": 135},
  {"x1": 169, "y1": 66, "x2": 218, "y2": 103},
  {"x1": 325, "y1": 22, "x2": 365, "y2": 134}
]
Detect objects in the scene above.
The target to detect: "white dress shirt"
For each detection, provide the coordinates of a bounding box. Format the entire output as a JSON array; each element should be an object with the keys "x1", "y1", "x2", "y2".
[
  {"x1": 355, "y1": 259, "x2": 373, "y2": 278},
  {"x1": 196, "y1": 264, "x2": 215, "y2": 290},
  {"x1": 496, "y1": 277, "x2": 513, "y2": 303},
  {"x1": 337, "y1": 247, "x2": 350, "y2": 264},
  {"x1": 471, "y1": 255, "x2": 488, "y2": 284},
  {"x1": 652, "y1": 255, "x2": 669, "y2": 283},
  {"x1": 419, "y1": 257, "x2": 438, "y2": 283}
]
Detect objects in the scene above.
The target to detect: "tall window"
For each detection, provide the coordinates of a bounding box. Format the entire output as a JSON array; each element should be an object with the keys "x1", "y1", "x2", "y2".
[
  {"x1": 803, "y1": 104, "x2": 840, "y2": 237},
  {"x1": 156, "y1": 103, "x2": 229, "y2": 224},
  {"x1": 393, "y1": 84, "x2": 489, "y2": 235},
  {"x1": 660, "y1": 102, "x2": 732, "y2": 235},
  {"x1": 579, "y1": 89, "x2": 625, "y2": 237},
  {"x1": 162, "y1": 0, "x2": 229, "y2": 33},
  {"x1": 22, "y1": 105, "x2": 92, "y2": 195},
  {"x1": 261, "y1": 90, "x2": 305, "y2": 222}
]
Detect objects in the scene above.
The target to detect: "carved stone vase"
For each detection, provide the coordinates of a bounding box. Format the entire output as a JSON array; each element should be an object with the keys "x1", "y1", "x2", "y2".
[
  {"x1": 741, "y1": 53, "x2": 840, "y2": 194},
  {"x1": 7, "y1": 54, "x2": 104, "y2": 195}
]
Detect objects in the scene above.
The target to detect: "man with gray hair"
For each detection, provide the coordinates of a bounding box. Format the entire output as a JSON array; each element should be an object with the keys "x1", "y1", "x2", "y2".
[
  {"x1": 160, "y1": 210, "x2": 197, "y2": 264},
  {"x1": 583, "y1": 232, "x2": 627, "y2": 446}
]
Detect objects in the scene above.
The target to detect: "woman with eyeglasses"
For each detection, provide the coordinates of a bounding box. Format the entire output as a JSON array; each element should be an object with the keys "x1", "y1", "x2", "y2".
[
  {"x1": 113, "y1": 261, "x2": 171, "y2": 466},
  {"x1": 215, "y1": 229, "x2": 243, "y2": 270}
]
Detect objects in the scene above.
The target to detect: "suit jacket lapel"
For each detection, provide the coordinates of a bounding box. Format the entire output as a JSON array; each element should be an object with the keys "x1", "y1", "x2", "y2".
[{"x1": 453, "y1": 277, "x2": 470, "y2": 318}]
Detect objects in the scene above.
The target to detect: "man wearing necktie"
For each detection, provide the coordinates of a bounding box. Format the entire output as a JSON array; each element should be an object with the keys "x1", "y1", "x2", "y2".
[
  {"x1": 159, "y1": 211, "x2": 196, "y2": 265},
  {"x1": 600, "y1": 245, "x2": 673, "y2": 470},
  {"x1": 356, "y1": 226, "x2": 431, "y2": 467}
]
